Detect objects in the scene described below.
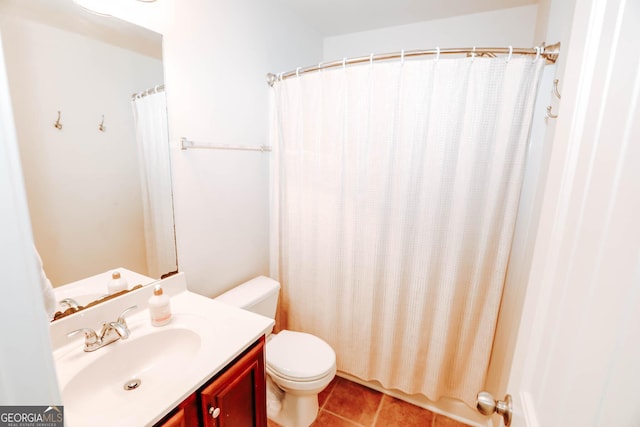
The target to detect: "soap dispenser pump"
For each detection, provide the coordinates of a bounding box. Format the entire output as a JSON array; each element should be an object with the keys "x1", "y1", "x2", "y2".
[{"x1": 149, "y1": 284, "x2": 171, "y2": 326}]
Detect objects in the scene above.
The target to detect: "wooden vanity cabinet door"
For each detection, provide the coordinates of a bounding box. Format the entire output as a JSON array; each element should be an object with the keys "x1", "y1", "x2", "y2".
[
  {"x1": 155, "y1": 392, "x2": 199, "y2": 427},
  {"x1": 200, "y1": 337, "x2": 266, "y2": 427}
]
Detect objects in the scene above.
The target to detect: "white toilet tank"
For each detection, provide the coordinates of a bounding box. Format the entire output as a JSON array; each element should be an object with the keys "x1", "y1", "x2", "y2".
[{"x1": 215, "y1": 276, "x2": 280, "y2": 319}]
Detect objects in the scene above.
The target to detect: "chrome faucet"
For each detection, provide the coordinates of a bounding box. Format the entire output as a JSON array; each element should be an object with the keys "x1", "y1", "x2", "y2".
[{"x1": 67, "y1": 305, "x2": 137, "y2": 352}]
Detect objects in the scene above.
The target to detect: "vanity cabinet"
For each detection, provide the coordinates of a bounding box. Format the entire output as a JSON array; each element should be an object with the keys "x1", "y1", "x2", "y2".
[
  {"x1": 155, "y1": 337, "x2": 266, "y2": 427},
  {"x1": 200, "y1": 336, "x2": 266, "y2": 427},
  {"x1": 157, "y1": 393, "x2": 199, "y2": 427}
]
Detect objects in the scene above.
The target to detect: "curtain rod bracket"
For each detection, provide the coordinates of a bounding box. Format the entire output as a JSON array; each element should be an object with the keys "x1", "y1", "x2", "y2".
[
  {"x1": 542, "y1": 42, "x2": 561, "y2": 64},
  {"x1": 267, "y1": 73, "x2": 277, "y2": 87}
]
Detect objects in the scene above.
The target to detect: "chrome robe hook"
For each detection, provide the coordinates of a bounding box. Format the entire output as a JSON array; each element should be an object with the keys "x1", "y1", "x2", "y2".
[
  {"x1": 54, "y1": 111, "x2": 62, "y2": 130},
  {"x1": 546, "y1": 79, "x2": 562, "y2": 119},
  {"x1": 99, "y1": 115, "x2": 106, "y2": 132},
  {"x1": 552, "y1": 79, "x2": 562, "y2": 99}
]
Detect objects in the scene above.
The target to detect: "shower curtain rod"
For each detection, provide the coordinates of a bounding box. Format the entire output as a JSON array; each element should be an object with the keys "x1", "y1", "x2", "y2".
[
  {"x1": 267, "y1": 42, "x2": 560, "y2": 87},
  {"x1": 132, "y1": 84, "x2": 165, "y2": 100}
]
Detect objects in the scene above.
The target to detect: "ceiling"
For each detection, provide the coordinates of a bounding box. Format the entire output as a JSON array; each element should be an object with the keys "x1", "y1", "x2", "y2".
[
  {"x1": 1, "y1": 0, "x2": 539, "y2": 56},
  {"x1": 276, "y1": 0, "x2": 538, "y2": 36},
  {"x1": 0, "y1": 0, "x2": 162, "y2": 58}
]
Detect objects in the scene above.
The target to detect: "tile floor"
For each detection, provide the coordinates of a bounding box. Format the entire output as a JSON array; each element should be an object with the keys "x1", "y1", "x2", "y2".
[{"x1": 267, "y1": 376, "x2": 472, "y2": 427}]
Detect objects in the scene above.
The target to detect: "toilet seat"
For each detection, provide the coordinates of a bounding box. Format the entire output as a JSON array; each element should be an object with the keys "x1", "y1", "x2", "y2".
[{"x1": 267, "y1": 330, "x2": 335, "y2": 382}]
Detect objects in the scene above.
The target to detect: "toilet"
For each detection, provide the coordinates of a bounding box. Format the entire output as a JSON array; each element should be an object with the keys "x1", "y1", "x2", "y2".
[{"x1": 215, "y1": 276, "x2": 336, "y2": 427}]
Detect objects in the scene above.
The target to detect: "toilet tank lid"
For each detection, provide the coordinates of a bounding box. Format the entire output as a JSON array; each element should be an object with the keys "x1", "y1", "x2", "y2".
[{"x1": 215, "y1": 276, "x2": 280, "y2": 309}]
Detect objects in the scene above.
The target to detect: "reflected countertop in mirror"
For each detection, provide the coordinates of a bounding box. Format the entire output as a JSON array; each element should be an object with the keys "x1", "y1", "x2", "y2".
[{"x1": 52, "y1": 268, "x2": 157, "y2": 321}]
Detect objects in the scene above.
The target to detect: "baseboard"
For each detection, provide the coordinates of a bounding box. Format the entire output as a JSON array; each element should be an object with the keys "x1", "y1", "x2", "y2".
[{"x1": 336, "y1": 372, "x2": 492, "y2": 427}]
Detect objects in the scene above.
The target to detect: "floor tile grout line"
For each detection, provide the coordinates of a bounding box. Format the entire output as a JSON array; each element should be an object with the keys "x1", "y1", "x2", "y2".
[
  {"x1": 320, "y1": 379, "x2": 339, "y2": 410},
  {"x1": 370, "y1": 393, "x2": 386, "y2": 427},
  {"x1": 326, "y1": 379, "x2": 340, "y2": 408},
  {"x1": 322, "y1": 408, "x2": 367, "y2": 427}
]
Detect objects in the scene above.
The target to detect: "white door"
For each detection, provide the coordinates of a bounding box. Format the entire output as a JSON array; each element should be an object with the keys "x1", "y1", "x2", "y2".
[
  {"x1": 504, "y1": 0, "x2": 640, "y2": 425},
  {"x1": 0, "y1": 31, "x2": 60, "y2": 404}
]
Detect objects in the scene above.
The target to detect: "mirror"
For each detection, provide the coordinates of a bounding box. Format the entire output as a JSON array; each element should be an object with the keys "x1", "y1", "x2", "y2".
[{"x1": 0, "y1": 0, "x2": 175, "y2": 319}]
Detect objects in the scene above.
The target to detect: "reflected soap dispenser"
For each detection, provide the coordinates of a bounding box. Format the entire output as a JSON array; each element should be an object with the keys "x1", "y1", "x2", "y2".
[
  {"x1": 149, "y1": 284, "x2": 172, "y2": 327},
  {"x1": 108, "y1": 271, "x2": 128, "y2": 294}
]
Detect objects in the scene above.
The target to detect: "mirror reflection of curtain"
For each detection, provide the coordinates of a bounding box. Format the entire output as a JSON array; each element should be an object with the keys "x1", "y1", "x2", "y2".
[{"x1": 131, "y1": 88, "x2": 177, "y2": 278}]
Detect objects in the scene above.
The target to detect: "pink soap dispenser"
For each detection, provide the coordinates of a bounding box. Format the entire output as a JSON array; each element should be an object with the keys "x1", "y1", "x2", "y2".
[{"x1": 149, "y1": 284, "x2": 172, "y2": 326}]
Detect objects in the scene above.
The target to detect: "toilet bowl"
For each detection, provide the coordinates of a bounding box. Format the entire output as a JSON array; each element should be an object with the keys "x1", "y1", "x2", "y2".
[
  {"x1": 214, "y1": 276, "x2": 336, "y2": 427},
  {"x1": 266, "y1": 330, "x2": 336, "y2": 426}
]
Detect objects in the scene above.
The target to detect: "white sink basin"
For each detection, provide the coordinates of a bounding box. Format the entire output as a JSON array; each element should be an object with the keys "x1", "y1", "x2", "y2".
[
  {"x1": 54, "y1": 312, "x2": 214, "y2": 426},
  {"x1": 62, "y1": 328, "x2": 201, "y2": 411},
  {"x1": 52, "y1": 285, "x2": 274, "y2": 427}
]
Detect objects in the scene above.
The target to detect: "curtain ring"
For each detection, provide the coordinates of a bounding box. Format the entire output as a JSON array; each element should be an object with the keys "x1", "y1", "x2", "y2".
[
  {"x1": 507, "y1": 46, "x2": 513, "y2": 62},
  {"x1": 369, "y1": 53, "x2": 374, "y2": 65},
  {"x1": 471, "y1": 46, "x2": 476, "y2": 61},
  {"x1": 534, "y1": 46, "x2": 541, "y2": 61},
  {"x1": 400, "y1": 49, "x2": 405, "y2": 64},
  {"x1": 342, "y1": 57, "x2": 347, "y2": 69},
  {"x1": 435, "y1": 46, "x2": 440, "y2": 62},
  {"x1": 296, "y1": 67, "x2": 301, "y2": 77}
]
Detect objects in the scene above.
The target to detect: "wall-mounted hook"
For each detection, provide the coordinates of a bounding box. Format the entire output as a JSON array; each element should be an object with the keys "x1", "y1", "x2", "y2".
[
  {"x1": 98, "y1": 115, "x2": 106, "y2": 132},
  {"x1": 545, "y1": 80, "x2": 561, "y2": 120},
  {"x1": 553, "y1": 79, "x2": 562, "y2": 99},
  {"x1": 54, "y1": 111, "x2": 63, "y2": 130}
]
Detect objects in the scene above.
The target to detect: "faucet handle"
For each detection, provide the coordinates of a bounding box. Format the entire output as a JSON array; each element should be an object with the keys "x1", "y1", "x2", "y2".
[
  {"x1": 106, "y1": 321, "x2": 130, "y2": 340},
  {"x1": 67, "y1": 328, "x2": 98, "y2": 345},
  {"x1": 117, "y1": 305, "x2": 138, "y2": 327}
]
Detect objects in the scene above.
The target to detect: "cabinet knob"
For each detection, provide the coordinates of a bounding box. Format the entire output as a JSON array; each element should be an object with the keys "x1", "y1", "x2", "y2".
[{"x1": 209, "y1": 406, "x2": 221, "y2": 419}]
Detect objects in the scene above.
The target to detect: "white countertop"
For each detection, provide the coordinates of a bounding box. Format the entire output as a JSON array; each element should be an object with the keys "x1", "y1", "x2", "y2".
[{"x1": 51, "y1": 273, "x2": 274, "y2": 426}]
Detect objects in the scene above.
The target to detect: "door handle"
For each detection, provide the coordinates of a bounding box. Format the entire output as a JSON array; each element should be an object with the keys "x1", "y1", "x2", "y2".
[{"x1": 476, "y1": 391, "x2": 512, "y2": 426}]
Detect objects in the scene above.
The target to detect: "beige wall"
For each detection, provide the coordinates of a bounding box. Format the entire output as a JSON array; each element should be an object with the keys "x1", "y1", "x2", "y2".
[
  {"x1": 162, "y1": 0, "x2": 324, "y2": 297},
  {"x1": 323, "y1": 5, "x2": 538, "y2": 60}
]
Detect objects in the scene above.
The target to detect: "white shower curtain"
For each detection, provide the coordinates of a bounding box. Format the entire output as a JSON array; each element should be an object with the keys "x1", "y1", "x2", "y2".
[
  {"x1": 131, "y1": 89, "x2": 177, "y2": 279},
  {"x1": 271, "y1": 55, "x2": 544, "y2": 407}
]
